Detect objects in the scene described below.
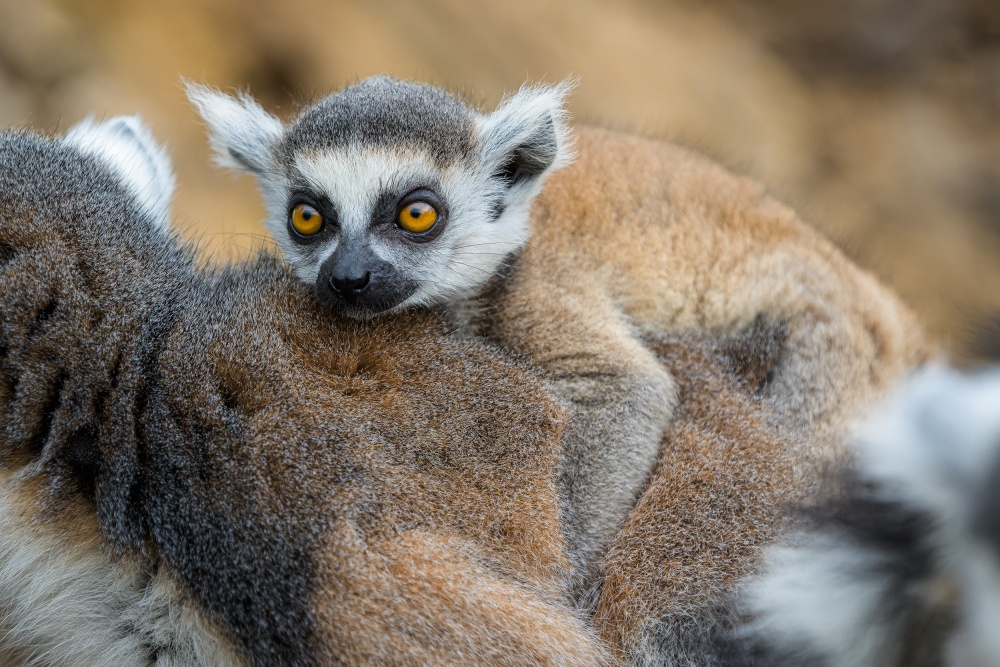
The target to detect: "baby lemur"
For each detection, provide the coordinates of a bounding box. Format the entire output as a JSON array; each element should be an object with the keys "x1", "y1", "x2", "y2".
[
  {"x1": 189, "y1": 77, "x2": 674, "y2": 580},
  {"x1": 189, "y1": 77, "x2": 926, "y2": 584}
]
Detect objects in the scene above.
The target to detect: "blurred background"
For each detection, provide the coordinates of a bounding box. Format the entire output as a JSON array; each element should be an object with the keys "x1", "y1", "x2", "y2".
[{"x1": 0, "y1": 0, "x2": 997, "y2": 360}]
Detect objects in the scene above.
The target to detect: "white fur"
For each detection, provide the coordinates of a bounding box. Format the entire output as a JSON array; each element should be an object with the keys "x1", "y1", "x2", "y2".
[
  {"x1": 738, "y1": 533, "x2": 906, "y2": 667},
  {"x1": 860, "y1": 366, "x2": 1000, "y2": 667},
  {"x1": 186, "y1": 82, "x2": 283, "y2": 175},
  {"x1": 858, "y1": 364, "x2": 1000, "y2": 523},
  {"x1": 951, "y1": 540, "x2": 1000, "y2": 666},
  {"x1": 475, "y1": 79, "x2": 576, "y2": 183},
  {"x1": 290, "y1": 147, "x2": 437, "y2": 282},
  {"x1": 0, "y1": 470, "x2": 245, "y2": 666},
  {"x1": 63, "y1": 115, "x2": 175, "y2": 229}
]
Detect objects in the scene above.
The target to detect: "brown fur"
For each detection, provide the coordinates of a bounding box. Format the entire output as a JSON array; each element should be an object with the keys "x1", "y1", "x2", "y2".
[
  {"x1": 192, "y1": 80, "x2": 932, "y2": 596},
  {"x1": 594, "y1": 323, "x2": 800, "y2": 663},
  {"x1": 513, "y1": 129, "x2": 930, "y2": 662},
  {"x1": 176, "y1": 291, "x2": 602, "y2": 665}
]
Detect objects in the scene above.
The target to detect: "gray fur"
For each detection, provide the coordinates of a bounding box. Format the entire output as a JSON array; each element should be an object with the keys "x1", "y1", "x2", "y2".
[
  {"x1": 282, "y1": 76, "x2": 477, "y2": 166},
  {"x1": 0, "y1": 123, "x2": 611, "y2": 666},
  {"x1": 0, "y1": 128, "x2": 245, "y2": 666},
  {"x1": 551, "y1": 349, "x2": 676, "y2": 584}
]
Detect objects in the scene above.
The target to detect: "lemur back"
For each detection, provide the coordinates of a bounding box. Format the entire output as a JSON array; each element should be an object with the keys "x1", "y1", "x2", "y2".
[
  {"x1": 0, "y1": 113, "x2": 831, "y2": 667},
  {"x1": 191, "y1": 77, "x2": 930, "y2": 589}
]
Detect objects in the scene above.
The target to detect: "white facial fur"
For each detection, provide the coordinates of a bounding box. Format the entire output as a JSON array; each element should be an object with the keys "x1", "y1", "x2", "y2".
[
  {"x1": 271, "y1": 144, "x2": 533, "y2": 310},
  {"x1": 188, "y1": 79, "x2": 573, "y2": 314},
  {"x1": 63, "y1": 115, "x2": 175, "y2": 229}
]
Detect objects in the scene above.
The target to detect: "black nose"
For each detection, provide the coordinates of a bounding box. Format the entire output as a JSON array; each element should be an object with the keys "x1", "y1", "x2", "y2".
[{"x1": 329, "y1": 272, "x2": 371, "y2": 298}]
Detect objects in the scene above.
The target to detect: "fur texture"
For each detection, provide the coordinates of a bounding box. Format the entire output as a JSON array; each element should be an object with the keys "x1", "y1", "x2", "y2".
[
  {"x1": 471, "y1": 126, "x2": 930, "y2": 597},
  {"x1": 592, "y1": 320, "x2": 801, "y2": 666},
  {"x1": 732, "y1": 366, "x2": 1000, "y2": 667},
  {"x1": 190, "y1": 78, "x2": 930, "y2": 597},
  {"x1": 1, "y1": 99, "x2": 932, "y2": 664}
]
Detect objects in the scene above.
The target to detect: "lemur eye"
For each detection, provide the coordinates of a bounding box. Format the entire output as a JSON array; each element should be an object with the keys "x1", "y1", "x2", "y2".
[
  {"x1": 397, "y1": 201, "x2": 438, "y2": 234},
  {"x1": 290, "y1": 203, "x2": 323, "y2": 236}
]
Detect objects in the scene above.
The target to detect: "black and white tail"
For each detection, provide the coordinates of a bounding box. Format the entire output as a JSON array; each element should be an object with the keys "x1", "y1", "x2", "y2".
[{"x1": 730, "y1": 365, "x2": 1000, "y2": 667}]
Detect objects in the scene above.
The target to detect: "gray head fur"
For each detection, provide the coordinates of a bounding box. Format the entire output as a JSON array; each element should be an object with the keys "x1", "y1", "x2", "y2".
[
  {"x1": 282, "y1": 76, "x2": 476, "y2": 165},
  {"x1": 189, "y1": 76, "x2": 574, "y2": 318}
]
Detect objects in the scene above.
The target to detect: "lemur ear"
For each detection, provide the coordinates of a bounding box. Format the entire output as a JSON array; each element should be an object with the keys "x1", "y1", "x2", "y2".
[
  {"x1": 186, "y1": 82, "x2": 283, "y2": 175},
  {"x1": 476, "y1": 79, "x2": 575, "y2": 189},
  {"x1": 64, "y1": 115, "x2": 176, "y2": 229}
]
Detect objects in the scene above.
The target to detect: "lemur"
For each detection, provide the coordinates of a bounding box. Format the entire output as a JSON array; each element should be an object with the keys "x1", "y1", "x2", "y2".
[
  {"x1": 0, "y1": 116, "x2": 800, "y2": 665},
  {"x1": 188, "y1": 76, "x2": 929, "y2": 586},
  {"x1": 0, "y1": 110, "x2": 931, "y2": 666},
  {"x1": 188, "y1": 76, "x2": 921, "y2": 592},
  {"x1": 0, "y1": 117, "x2": 613, "y2": 666},
  {"x1": 0, "y1": 111, "x2": 814, "y2": 667},
  {"x1": 729, "y1": 365, "x2": 1000, "y2": 667}
]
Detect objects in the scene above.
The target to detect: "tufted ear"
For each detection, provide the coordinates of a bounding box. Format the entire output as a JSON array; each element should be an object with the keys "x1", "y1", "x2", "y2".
[
  {"x1": 63, "y1": 115, "x2": 175, "y2": 228},
  {"x1": 186, "y1": 82, "x2": 284, "y2": 175},
  {"x1": 475, "y1": 79, "x2": 575, "y2": 196}
]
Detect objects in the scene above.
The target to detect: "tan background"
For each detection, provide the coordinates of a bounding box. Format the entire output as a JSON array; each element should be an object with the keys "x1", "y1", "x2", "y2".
[{"x1": 1, "y1": 0, "x2": 998, "y2": 360}]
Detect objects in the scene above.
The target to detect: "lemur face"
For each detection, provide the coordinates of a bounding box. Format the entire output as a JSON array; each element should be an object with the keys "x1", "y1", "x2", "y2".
[
  {"x1": 190, "y1": 76, "x2": 573, "y2": 318},
  {"x1": 278, "y1": 145, "x2": 483, "y2": 318}
]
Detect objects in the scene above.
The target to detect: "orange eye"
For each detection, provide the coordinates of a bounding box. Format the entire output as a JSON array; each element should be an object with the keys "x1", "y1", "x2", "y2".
[
  {"x1": 397, "y1": 201, "x2": 438, "y2": 234},
  {"x1": 290, "y1": 203, "x2": 323, "y2": 236}
]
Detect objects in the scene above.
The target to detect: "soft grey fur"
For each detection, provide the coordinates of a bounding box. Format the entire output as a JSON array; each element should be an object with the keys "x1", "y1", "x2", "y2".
[
  {"x1": 0, "y1": 120, "x2": 248, "y2": 666},
  {"x1": 0, "y1": 119, "x2": 612, "y2": 666},
  {"x1": 282, "y1": 77, "x2": 476, "y2": 165}
]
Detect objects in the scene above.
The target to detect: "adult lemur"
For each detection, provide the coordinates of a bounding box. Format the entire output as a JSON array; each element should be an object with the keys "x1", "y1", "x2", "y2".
[
  {"x1": 189, "y1": 76, "x2": 927, "y2": 585},
  {"x1": 0, "y1": 107, "x2": 931, "y2": 665},
  {"x1": 0, "y1": 116, "x2": 612, "y2": 666}
]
